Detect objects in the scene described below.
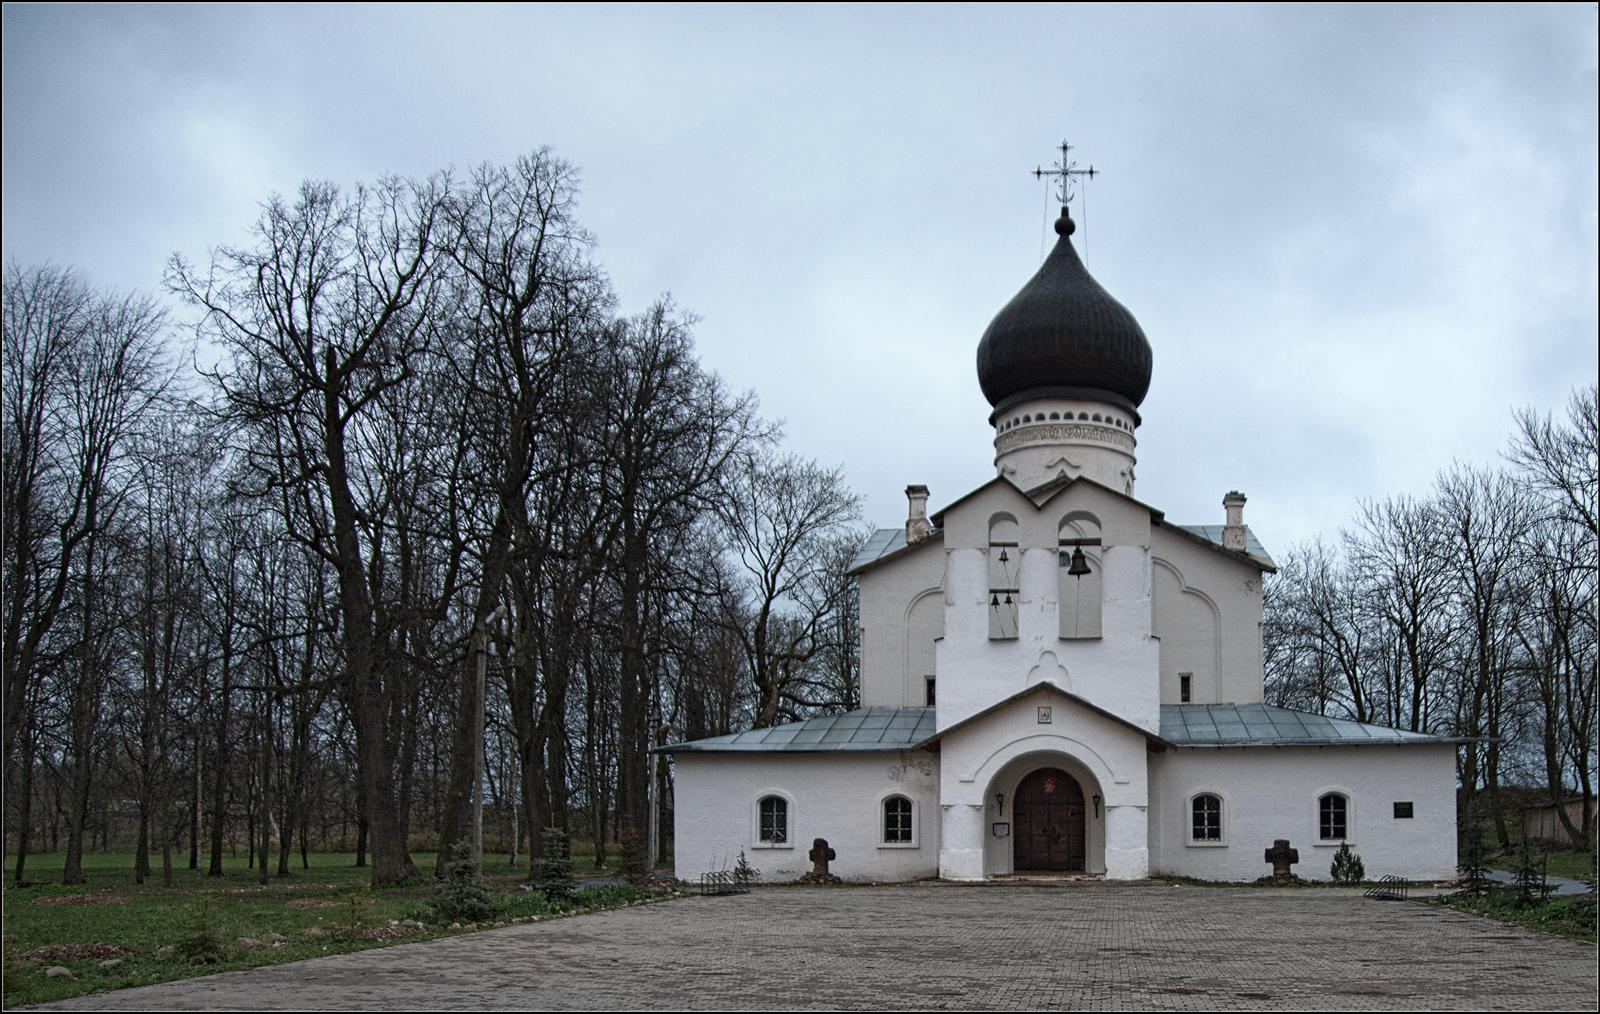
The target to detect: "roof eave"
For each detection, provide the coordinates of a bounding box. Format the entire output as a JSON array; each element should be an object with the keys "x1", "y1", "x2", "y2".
[
  {"x1": 1159, "y1": 520, "x2": 1277, "y2": 574},
  {"x1": 845, "y1": 529, "x2": 943, "y2": 577}
]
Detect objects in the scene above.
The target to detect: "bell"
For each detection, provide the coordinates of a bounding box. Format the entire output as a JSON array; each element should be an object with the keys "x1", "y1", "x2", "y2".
[{"x1": 1067, "y1": 546, "x2": 1091, "y2": 576}]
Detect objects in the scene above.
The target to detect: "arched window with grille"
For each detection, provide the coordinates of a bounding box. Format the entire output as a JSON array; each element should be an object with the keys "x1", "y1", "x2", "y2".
[
  {"x1": 1191, "y1": 793, "x2": 1223, "y2": 842},
  {"x1": 758, "y1": 794, "x2": 789, "y2": 845},
  {"x1": 883, "y1": 795, "x2": 914, "y2": 844},
  {"x1": 1319, "y1": 793, "x2": 1349, "y2": 841}
]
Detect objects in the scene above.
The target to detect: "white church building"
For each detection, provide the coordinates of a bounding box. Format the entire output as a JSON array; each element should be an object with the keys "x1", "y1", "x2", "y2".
[{"x1": 665, "y1": 198, "x2": 1460, "y2": 884}]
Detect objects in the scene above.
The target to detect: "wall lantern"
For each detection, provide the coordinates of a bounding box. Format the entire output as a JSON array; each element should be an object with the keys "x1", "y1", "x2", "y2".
[
  {"x1": 995, "y1": 792, "x2": 1005, "y2": 816},
  {"x1": 1092, "y1": 794, "x2": 1102, "y2": 819}
]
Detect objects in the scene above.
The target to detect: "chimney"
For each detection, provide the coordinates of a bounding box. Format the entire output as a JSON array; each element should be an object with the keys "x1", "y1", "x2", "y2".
[
  {"x1": 1222, "y1": 491, "x2": 1247, "y2": 552},
  {"x1": 905, "y1": 484, "x2": 932, "y2": 544}
]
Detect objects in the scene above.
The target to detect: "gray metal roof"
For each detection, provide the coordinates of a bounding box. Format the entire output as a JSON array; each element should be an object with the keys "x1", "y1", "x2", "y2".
[
  {"x1": 849, "y1": 528, "x2": 909, "y2": 572},
  {"x1": 1160, "y1": 704, "x2": 1455, "y2": 747},
  {"x1": 1174, "y1": 525, "x2": 1276, "y2": 568},
  {"x1": 661, "y1": 707, "x2": 936, "y2": 753}
]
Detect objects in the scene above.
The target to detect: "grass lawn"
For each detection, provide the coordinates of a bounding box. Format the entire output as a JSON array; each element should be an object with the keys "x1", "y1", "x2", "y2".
[
  {"x1": 1485, "y1": 847, "x2": 1596, "y2": 882},
  {"x1": 2, "y1": 848, "x2": 677, "y2": 1007},
  {"x1": 1428, "y1": 890, "x2": 1597, "y2": 943}
]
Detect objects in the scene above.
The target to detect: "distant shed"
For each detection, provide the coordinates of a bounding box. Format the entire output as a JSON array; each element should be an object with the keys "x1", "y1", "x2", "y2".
[{"x1": 1520, "y1": 797, "x2": 1592, "y2": 848}]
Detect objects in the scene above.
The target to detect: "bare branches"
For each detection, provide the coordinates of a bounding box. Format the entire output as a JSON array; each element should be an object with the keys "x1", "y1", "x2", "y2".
[
  {"x1": 718, "y1": 451, "x2": 862, "y2": 728},
  {"x1": 1509, "y1": 384, "x2": 1598, "y2": 568},
  {"x1": 1264, "y1": 384, "x2": 1598, "y2": 846}
]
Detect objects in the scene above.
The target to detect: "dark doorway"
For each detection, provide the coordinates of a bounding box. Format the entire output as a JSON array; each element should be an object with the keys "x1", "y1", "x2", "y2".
[{"x1": 1012, "y1": 767, "x2": 1086, "y2": 871}]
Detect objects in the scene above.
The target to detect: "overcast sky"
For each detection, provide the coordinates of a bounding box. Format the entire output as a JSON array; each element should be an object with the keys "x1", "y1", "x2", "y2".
[{"x1": 4, "y1": 3, "x2": 1596, "y2": 553}]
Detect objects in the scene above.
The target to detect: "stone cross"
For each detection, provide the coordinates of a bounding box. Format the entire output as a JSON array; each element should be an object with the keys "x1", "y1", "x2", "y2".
[
  {"x1": 1034, "y1": 140, "x2": 1097, "y2": 207},
  {"x1": 809, "y1": 837, "x2": 836, "y2": 877},
  {"x1": 1264, "y1": 838, "x2": 1300, "y2": 880}
]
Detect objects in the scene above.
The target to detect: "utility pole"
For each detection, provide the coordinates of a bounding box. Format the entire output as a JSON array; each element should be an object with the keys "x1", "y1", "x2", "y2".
[{"x1": 474, "y1": 603, "x2": 507, "y2": 883}]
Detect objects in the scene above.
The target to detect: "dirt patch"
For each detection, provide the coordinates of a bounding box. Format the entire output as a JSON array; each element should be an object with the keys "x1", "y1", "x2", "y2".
[
  {"x1": 349, "y1": 925, "x2": 424, "y2": 941},
  {"x1": 284, "y1": 898, "x2": 341, "y2": 909},
  {"x1": 15, "y1": 942, "x2": 139, "y2": 963},
  {"x1": 27, "y1": 893, "x2": 133, "y2": 906}
]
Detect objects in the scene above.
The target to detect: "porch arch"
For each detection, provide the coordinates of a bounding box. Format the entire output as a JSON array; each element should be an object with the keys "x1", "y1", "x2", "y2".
[{"x1": 982, "y1": 747, "x2": 1108, "y2": 876}]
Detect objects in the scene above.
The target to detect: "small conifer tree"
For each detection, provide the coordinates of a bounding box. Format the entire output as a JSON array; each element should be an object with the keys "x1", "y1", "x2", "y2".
[
  {"x1": 732, "y1": 848, "x2": 759, "y2": 887},
  {"x1": 1457, "y1": 815, "x2": 1493, "y2": 896},
  {"x1": 1510, "y1": 840, "x2": 1550, "y2": 909},
  {"x1": 536, "y1": 826, "x2": 576, "y2": 902},
  {"x1": 617, "y1": 822, "x2": 648, "y2": 884},
  {"x1": 175, "y1": 892, "x2": 228, "y2": 965},
  {"x1": 429, "y1": 841, "x2": 499, "y2": 924},
  {"x1": 1330, "y1": 842, "x2": 1365, "y2": 884}
]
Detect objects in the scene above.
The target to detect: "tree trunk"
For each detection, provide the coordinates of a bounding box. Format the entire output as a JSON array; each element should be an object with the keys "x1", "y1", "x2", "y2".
[{"x1": 12, "y1": 724, "x2": 36, "y2": 885}]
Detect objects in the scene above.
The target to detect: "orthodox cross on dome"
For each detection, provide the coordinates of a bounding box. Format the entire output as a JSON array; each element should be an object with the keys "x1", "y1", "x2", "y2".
[{"x1": 1034, "y1": 140, "x2": 1097, "y2": 206}]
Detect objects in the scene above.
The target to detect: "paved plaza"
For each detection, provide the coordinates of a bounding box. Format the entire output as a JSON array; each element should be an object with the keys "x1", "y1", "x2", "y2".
[{"x1": 27, "y1": 882, "x2": 1598, "y2": 1011}]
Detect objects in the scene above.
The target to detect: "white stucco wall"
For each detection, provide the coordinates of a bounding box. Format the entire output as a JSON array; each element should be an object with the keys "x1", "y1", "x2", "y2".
[
  {"x1": 937, "y1": 685, "x2": 1151, "y2": 880},
  {"x1": 671, "y1": 750, "x2": 940, "y2": 883},
  {"x1": 1151, "y1": 525, "x2": 1266, "y2": 706},
  {"x1": 1148, "y1": 744, "x2": 1458, "y2": 882},
  {"x1": 857, "y1": 538, "x2": 944, "y2": 708}
]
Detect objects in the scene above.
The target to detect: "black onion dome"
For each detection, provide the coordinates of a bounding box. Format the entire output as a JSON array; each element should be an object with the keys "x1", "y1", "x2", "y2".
[{"x1": 976, "y1": 210, "x2": 1152, "y2": 420}]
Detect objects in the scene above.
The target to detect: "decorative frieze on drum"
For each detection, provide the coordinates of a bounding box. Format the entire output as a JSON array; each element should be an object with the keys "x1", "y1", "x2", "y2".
[{"x1": 995, "y1": 420, "x2": 1135, "y2": 455}]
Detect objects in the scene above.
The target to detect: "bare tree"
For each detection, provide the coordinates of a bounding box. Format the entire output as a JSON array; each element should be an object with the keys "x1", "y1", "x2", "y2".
[
  {"x1": 1512, "y1": 518, "x2": 1597, "y2": 850},
  {"x1": 433, "y1": 151, "x2": 608, "y2": 875},
  {"x1": 1507, "y1": 385, "x2": 1598, "y2": 849},
  {"x1": 1436, "y1": 464, "x2": 1536, "y2": 843},
  {"x1": 719, "y1": 452, "x2": 862, "y2": 729},
  {"x1": 125, "y1": 409, "x2": 211, "y2": 884},
  {"x1": 2, "y1": 265, "x2": 173, "y2": 883},
  {"x1": 1348, "y1": 495, "x2": 1456, "y2": 732},
  {"x1": 171, "y1": 176, "x2": 451, "y2": 884},
  {"x1": 601, "y1": 301, "x2": 762, "y2": 838},
  {"x1": 1509, "y1": 385, "x2": 1599, "y2": 560}
]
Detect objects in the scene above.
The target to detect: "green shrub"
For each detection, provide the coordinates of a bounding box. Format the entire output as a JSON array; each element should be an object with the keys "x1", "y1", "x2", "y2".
[
  {"x1": 428, "y1": 841, "x2": 499, "y2": 924},
  {"x1": 574, "y1": 883, "x2": 647, "y2": 908},
  {"x1": 1330, "y1": 842, "x2": 1365, "y2": 885}
]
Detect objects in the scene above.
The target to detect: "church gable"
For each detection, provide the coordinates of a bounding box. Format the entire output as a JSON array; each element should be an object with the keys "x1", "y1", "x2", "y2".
[{"x1": 1150, "y1": 521, "x2": 1267, "y2": 705}]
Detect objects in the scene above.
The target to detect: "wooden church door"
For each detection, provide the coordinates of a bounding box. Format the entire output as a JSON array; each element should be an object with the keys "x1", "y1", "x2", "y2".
[{"x1": 1013, "y1": 767, "x2": 1086, "y2": 871}]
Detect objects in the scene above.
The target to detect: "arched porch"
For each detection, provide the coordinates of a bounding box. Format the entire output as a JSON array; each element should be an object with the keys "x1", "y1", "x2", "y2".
[{"x1": 984, "y1": 750, "x2": 1106, "y2": 876}]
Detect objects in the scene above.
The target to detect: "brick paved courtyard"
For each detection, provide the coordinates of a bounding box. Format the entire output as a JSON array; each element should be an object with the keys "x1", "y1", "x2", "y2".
[{"x1": 26, "y1": 882, "x2": 1599, "y2": 1011}]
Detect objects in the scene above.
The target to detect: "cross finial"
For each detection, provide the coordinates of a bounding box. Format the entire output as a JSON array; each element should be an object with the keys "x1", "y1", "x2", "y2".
[{"x1": 1034, "y1": 140, "x2": 1097, "y2": 206}]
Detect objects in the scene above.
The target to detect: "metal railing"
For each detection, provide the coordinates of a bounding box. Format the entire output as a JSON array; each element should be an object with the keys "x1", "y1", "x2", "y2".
[
  {"x1": 699, "y1": 871, "x2": 749, "y2": 896},
  {"x1": 1363, "y1": 875, "x2": 1409, "y2": 900}
]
